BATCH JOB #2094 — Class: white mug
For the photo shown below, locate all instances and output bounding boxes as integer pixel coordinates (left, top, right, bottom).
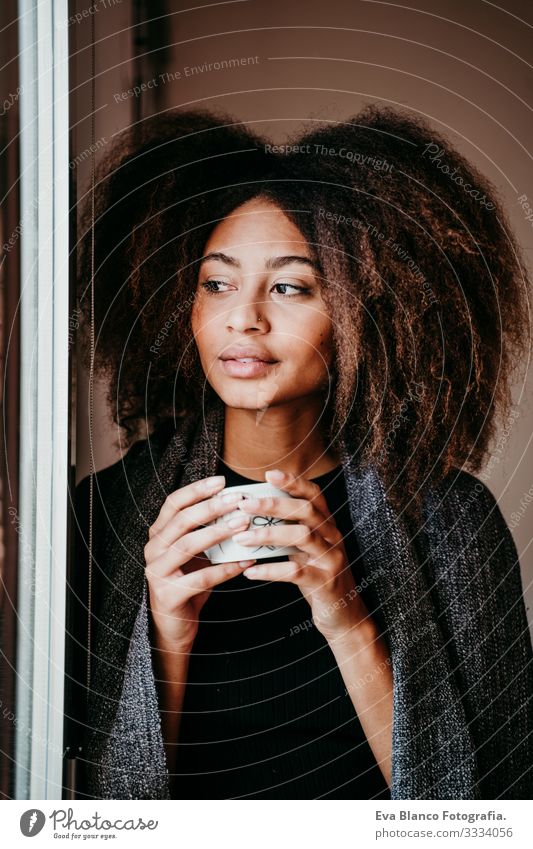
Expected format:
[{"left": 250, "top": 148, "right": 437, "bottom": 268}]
[{"left": 204, "top": 482, "right": 300, "bottom": 564}]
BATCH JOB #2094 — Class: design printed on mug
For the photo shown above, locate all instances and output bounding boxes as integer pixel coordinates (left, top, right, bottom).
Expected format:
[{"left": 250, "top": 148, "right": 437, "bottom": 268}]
[
  {"left": 215, "top": 492, "right": 285, "bottom": 555},
  {"left": 249, "top": 514, "right": 285, "bottom": 552}
]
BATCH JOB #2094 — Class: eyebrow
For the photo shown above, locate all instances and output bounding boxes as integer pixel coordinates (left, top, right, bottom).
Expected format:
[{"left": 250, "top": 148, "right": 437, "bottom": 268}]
[{"left": 198, "top": 251, "right": 319, "bottom": 271}]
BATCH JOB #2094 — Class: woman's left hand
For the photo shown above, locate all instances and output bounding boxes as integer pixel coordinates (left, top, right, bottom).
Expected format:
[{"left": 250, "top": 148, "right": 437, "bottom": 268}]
[{"left": 231, "top": 468, "right": 372, "bottom": 642}]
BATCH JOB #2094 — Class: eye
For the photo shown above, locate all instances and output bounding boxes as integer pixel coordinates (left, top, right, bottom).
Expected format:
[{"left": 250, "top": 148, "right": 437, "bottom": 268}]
[
  {"left": 200, "top": 279, "right": 232, "bottom": 294},
  {"left": 272, "top": 279, "right": 312, "bottom": 297},
  {"left": 199, "top": 277, "right": 313, "bottom": 297}
]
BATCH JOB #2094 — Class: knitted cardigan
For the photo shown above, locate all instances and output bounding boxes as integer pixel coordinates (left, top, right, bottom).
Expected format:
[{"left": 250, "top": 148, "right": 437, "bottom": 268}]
[{"left": 79, "top": 395, "right": 533, "bottom": 800}]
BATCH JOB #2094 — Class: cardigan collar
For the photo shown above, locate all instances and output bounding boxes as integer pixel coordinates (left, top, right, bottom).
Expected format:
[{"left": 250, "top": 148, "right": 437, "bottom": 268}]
[{"left": 86, "top": 394, "right": 480, "bottom": 799}]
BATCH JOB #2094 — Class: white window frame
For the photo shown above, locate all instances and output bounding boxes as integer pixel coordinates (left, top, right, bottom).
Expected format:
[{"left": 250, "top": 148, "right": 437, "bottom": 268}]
[{"left": 16, "top": 0, "right": 69, "bottom": 799}]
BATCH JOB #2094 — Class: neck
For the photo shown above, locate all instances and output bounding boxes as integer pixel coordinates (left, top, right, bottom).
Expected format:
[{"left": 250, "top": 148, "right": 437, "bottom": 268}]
[{"left": 221, "top": 396, "right": 340, "bottom": 481}]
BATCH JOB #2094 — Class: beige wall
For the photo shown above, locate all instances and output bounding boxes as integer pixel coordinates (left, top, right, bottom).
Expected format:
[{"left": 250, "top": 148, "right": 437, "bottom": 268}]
[{"left": 73, "top": 0, "right": 533, "bottom": 634}]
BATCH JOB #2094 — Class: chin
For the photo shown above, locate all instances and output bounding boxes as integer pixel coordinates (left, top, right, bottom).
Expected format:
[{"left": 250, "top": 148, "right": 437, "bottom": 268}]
[
  {"left": 218, "top": 389, "right": 284, "bottom": 410},
  {"left": 224, "top": 397, "right": 279, "bottom": 411}
]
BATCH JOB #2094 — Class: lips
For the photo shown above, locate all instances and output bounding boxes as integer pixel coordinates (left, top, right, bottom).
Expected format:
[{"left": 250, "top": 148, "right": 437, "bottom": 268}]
[
  {"left": 225, "top": 357, "right": 272, "bottom": 363},
  {"left": 219, "top": 358, "right": 278, "bottom": 378},
  {"left": 219, "top": 345, "right": 278, "bottom": 363}
]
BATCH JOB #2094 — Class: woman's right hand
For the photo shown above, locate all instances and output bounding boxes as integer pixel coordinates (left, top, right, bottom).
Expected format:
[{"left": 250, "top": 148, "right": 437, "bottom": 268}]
[{"left": 144, "top": 475, "right": 254, "bottom": 651}]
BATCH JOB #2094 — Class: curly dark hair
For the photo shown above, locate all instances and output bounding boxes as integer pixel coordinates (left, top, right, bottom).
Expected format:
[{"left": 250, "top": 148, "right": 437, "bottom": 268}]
[{"left": 78, "top": 105, "right": 530, "bottom": 523}]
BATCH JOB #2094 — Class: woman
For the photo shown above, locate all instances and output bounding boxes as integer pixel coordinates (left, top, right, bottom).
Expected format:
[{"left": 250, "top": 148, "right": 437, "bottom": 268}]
[{"left": 73, "top": 106, "right": 533, "bottom": 800}]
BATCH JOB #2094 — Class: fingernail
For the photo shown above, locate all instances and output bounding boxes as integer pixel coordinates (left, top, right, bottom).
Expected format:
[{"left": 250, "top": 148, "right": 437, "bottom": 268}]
[
  {"left": 266, "top": 469, "right": 286, "bottom": 482},
  {"left": 239, "top": 559, "right": 256, "bottom": 567},
  {"left": 232, "top": 530, "right": 253, "bottom": 542},
  {"left": 221, "top": 492, "right": 244, "bottom": 503},
  {"left": 226, "top": 515, "right": 250, "bottom": 529},
  {"left": 206, "top": 476, "right": 225, "bottom": 490},
  {"left": 243, "top": 567, "right": 258, "bottom": 577}
]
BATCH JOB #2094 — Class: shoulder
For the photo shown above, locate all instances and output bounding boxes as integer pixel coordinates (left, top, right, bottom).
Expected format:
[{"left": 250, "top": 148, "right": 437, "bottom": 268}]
[
  {"left": 75, "top": 421, "right": 176, "bottom": 502},
  {"left": 425, "top": 467, "right": 511, "bottom": 532},
  {"left": 73, "top": 440, "right": 144, "bottom": 519},
  {"left": 71, "top": 423, "right": 180, "bottom": 611},
  {"left": 72, "top": 420, "right": 178, "bottom": 543},
  {"left": 422, "top": 467, "right": 520, "bottom": 576}
]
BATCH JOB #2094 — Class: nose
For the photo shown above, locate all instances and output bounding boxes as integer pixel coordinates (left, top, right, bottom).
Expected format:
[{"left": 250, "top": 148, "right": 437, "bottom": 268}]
[{"left": 225, "top": 297, "right": 270, "bottom": 333}]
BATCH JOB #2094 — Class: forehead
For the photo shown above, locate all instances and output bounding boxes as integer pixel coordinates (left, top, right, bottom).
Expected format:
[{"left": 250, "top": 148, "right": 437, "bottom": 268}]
[{"left": 203, "top": 198, "right": 312, "bottom": 257}]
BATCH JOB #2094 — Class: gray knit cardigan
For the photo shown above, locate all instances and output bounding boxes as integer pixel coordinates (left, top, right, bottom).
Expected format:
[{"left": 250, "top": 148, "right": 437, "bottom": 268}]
[{"left": 80, "top": 395, "right": 533, "bottom": 800}]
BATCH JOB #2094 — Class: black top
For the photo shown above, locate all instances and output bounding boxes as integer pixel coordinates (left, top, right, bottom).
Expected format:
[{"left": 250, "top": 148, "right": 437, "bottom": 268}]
[{"left": 172, "top": 460, "right": 391, "bottom": 800}]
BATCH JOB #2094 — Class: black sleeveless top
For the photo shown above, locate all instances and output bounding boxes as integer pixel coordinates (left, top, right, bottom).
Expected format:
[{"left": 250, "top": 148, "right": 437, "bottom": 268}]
[{"left": 172, "top": 460, "right": 391, "bottom": 800}]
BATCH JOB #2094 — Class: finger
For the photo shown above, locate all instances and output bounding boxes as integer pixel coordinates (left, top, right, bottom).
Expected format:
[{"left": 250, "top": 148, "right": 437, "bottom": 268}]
[
  {"left": 149, "top": 475, "right": 227, "bottom": 539},
  {"left": 240, "top": 558, "right": 346, "bottom": 607},
  {"left": 148, "top": 490, "right": 248, "bottom": 556},
  {"left": 153, "top": 558, "right": 257, "bottom": 594},
  {"left": 236, "top": 495, "right": 341, "bottom": 543},
  {"left": 231, "top": 522, "right": 335, "bottom": 564},
  {"left": 264, "top": 469, "right": 333, "bottom": 520},
  {"left": 241, "top": 560, "right": 305, "bottom": 583},
  {"left": 147, "top": 513, "right": 252, "bottom": 577}
]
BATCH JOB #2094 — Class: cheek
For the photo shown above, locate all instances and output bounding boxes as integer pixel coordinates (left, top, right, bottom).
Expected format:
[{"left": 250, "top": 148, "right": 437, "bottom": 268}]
[
  {"left": 191, "top": 302, "right": 210, "bottom": 342},
  {"left": 286, "top": 314, "right": 333, "bottom": 366},
  {"left": 315, "top": 321, "right": 334, "bottom": 360},
  {"left": 190, "top": 307, "right": 210, "bottom": 364},
  {"left": 190, "top": 298, "right": 202, "bottom": 334}
]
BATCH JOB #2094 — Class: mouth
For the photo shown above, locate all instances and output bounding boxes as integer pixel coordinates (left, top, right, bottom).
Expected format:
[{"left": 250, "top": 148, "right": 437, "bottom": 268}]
[{"left": 219, "top": 357, "right": 279, "bottom": 378}]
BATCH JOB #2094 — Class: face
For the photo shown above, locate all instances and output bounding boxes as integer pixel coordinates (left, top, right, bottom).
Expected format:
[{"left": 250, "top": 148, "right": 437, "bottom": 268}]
[{"left": 190, "top": 197, "right": 335, "bottom": 414}]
